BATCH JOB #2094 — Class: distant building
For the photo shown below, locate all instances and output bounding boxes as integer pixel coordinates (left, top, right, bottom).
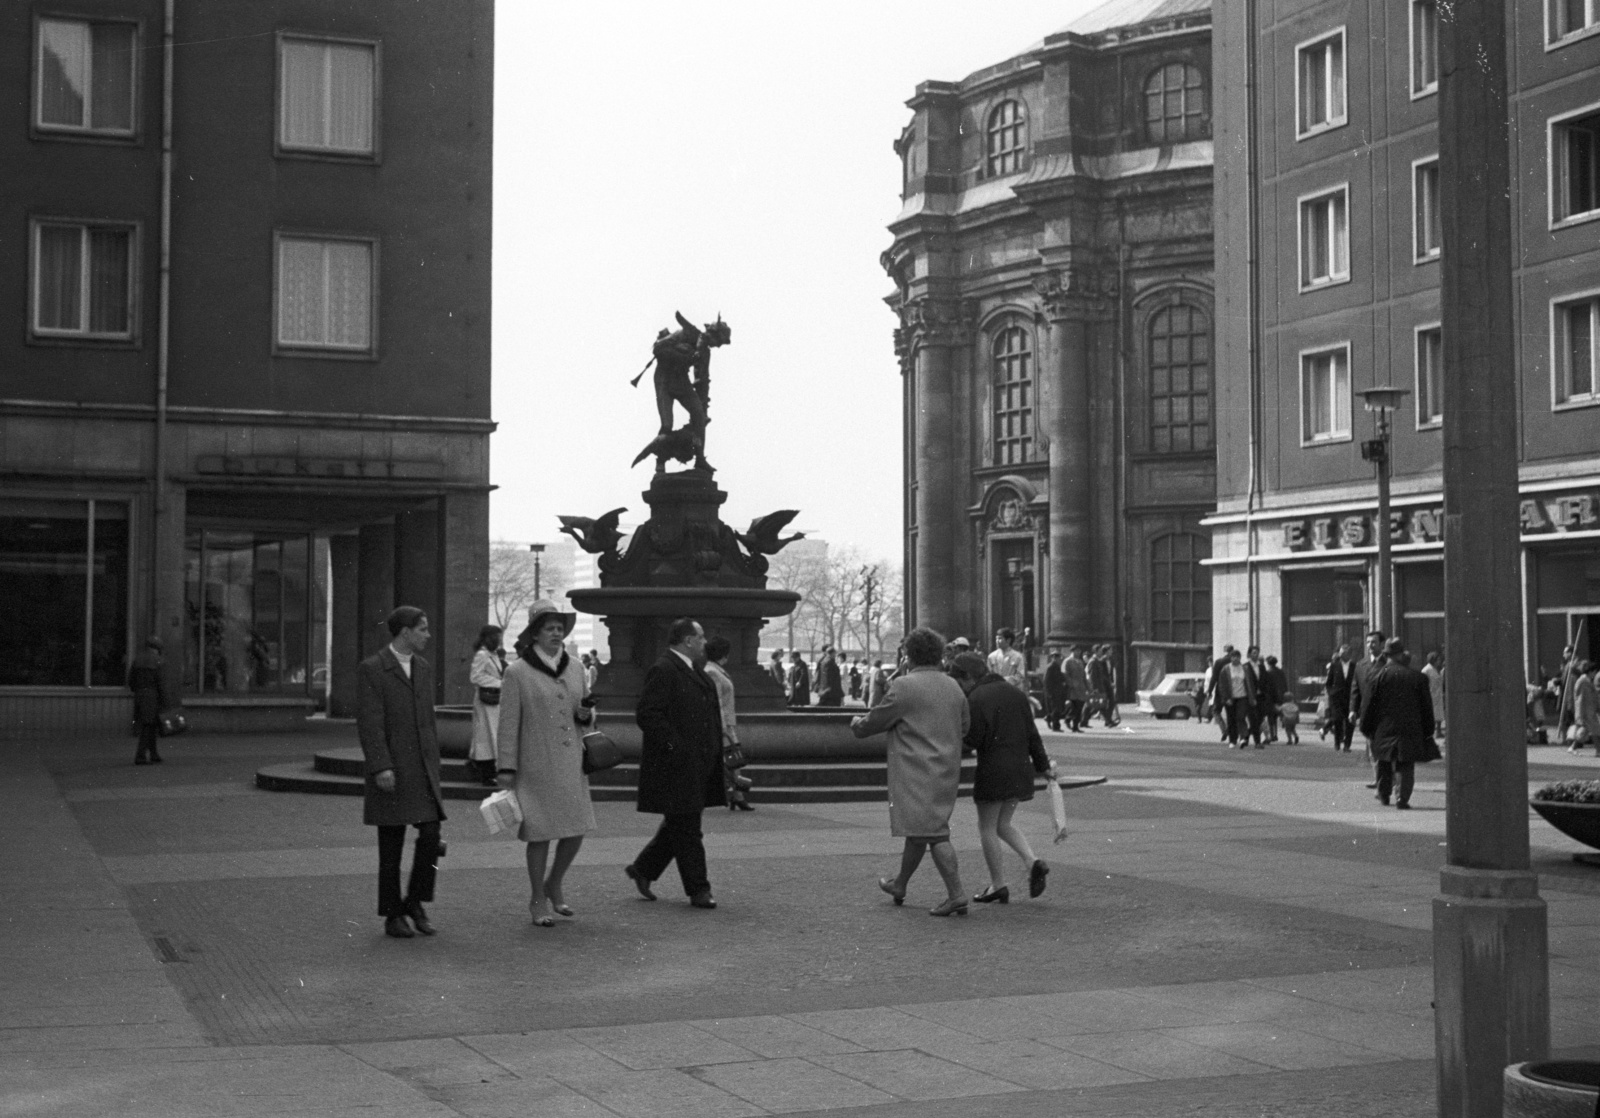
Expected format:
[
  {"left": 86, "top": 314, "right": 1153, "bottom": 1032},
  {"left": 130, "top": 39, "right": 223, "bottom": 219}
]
[
  {"left": 1209, "top": 0, "right": 1600, "bottom": 683},
  {"left": 884, "top": 0, "right": 1215, "bottom": 690},
  {"left": 1, "top": 3, "right": 493, "bottom": 734}
]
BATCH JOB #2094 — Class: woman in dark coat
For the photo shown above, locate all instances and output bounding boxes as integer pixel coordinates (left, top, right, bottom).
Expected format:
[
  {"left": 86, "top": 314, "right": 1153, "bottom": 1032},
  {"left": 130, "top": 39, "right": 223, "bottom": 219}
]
[
  {"left": 954, "top": 653, "right": 1055, "bottom": 903},
  {"left": 127, "top": 637, "right": 169, "bottom": 765}
]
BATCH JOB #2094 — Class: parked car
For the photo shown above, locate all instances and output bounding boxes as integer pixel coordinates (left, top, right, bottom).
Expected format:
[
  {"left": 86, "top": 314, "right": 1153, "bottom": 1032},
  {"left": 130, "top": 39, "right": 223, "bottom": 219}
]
[{"left": 1136, "top": 672, "right": 1207, "bottom": 719}]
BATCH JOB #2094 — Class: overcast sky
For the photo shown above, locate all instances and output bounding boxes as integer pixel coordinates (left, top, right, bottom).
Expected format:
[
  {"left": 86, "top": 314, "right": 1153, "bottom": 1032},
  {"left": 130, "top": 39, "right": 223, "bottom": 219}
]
[{"left": 491, "top": 1, "right": 1105, "bottom": 563}]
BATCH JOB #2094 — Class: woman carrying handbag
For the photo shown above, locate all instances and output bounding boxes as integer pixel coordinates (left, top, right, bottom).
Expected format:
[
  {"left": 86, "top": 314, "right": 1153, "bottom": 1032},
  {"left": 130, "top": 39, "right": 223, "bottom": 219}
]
[
  {"left": 496, "top": 601, "right": 597, "bottom": 927},
  {"left": 468, "top": 625, "right": 505, "bottom": 786},
  {"left": 703, "top": 636, "right": 754, "bottom": 811}
]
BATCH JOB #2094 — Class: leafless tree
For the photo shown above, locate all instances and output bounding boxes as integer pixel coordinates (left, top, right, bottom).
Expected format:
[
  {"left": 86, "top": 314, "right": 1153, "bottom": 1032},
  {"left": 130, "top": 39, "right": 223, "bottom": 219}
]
[{"left": 487, "top": 542, "right": 561, "bottom": 631}]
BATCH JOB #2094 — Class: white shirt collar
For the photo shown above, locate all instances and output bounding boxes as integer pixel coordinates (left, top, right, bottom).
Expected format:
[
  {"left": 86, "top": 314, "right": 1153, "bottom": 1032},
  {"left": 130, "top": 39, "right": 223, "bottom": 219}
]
[
  {"left": 389, "top": 644, "right": 412, "bottom": 676},
  {"left": 671, "top": 648, "right": 695, "bottom": 669}
]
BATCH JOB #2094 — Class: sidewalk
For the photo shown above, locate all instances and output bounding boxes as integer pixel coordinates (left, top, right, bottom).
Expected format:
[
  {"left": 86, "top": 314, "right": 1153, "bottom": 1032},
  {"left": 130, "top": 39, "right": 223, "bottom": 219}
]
[{"left": 3, "top": 722, "right": 1596, "bottom": 1117}]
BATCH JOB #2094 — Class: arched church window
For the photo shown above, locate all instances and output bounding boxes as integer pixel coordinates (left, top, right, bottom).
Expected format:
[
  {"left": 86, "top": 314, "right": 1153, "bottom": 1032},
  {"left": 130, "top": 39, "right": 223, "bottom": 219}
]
[
  {"left": 992, "top": 320, "right": 1034, "bottom": 466},
  {"left": 986, "top": 100, "right": 1027, "bottom": 177},
  {"left": 1144, "top": 62, "right": 1207, "bottom": 144},
  {"left": 1149, "top": 303, "right": 1213, "bottom": 453},
  {"left": 1151, "top": 533, "right": 1212, "bottom": 645}
]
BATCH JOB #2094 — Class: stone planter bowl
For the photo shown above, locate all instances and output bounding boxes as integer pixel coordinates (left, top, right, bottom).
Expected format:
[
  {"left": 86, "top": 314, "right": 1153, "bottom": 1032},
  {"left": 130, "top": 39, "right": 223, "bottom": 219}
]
[
  {"left": 1504, "top": 1061, "right": 1599, "bottom": 1118},
  {"left": 1529, "top": 799, "right": 1600, "bottom": 852}
]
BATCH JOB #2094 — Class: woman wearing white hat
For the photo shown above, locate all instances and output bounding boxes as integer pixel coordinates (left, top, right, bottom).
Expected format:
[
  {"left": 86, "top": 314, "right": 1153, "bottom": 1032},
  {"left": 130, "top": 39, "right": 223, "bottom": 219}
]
[{"left": 496, "top": 599, "right": 596, "bottom": 926}]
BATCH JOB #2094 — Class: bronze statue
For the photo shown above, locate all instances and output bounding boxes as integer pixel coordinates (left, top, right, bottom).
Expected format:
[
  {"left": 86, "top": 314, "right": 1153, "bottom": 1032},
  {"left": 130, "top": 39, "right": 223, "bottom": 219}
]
[
  {"left": 630, "top": 312, "right": 731, "bottom": 474},
  {"left": 558, "top": 507, "right": 628, "bottom": 555}
]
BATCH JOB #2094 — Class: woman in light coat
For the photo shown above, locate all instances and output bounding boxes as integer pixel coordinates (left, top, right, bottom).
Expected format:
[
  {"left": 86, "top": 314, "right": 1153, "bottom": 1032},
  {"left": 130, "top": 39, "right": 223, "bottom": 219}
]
[
  {"left": 851, "top": 627, "right": 970, "bottom": 916},
  {"left": 703, "top": 635, "right": 753, "bottom": 811},
  {"left": 496, "top": 600, "right": 596, "bottom": 927},
  {"left": 468, "top": 625, "right": 505, "bottom": 785},
  {"left": 1571, "top": 660, "right": 1599, "bottom": 754}
]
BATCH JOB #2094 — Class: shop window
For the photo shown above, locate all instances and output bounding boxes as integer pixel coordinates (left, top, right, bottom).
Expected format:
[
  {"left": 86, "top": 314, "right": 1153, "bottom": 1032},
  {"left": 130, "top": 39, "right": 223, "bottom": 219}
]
[
  {"left": 184, "top": 529, "right": 320, "bottom": 694},
  {"left": 991, "top": 319, "right": 1035, "bottom": 465},
  {"left": 1301, "top": 344, "right": 1352, "bottom": 443},
  {"left": 1151, "top": 533, "right": 1211, "bottom": 645},
  {"left": 1414, "top": 158, "right": 1441, "bottom": 262},
  {"left": 1416, "top": 325, "right": 1443, "bottom": 428},
  {"left": 1411, "top": 0, "right": 1438, "bottom": 97},
  {"left": 1299, "top": 186, "right": 1350, "bottom": 289},
  {"left": 31, "top": 220, "right": 135, "bottom": 340},
  {"left": 1553, "top": 293, "right": 1600, "bottom": 407},
  {"left": 1398, "top": 562, "right": 1445, "bottom": 660},
  {"left": 1296, "top": 30, "right": 1346, "bottom": 138},
  {"left": 1144, "top": 62, "right": 1207, "bottom": 144},
  {"left": 278, "top": 35, "right": 376, "bottom": 156},
  {"left": 0, "top": 499, "right": 128, "bottom": 687},
  {"left": 35, "top": 17, "right": 136, "bottom": 136},
  {"left": 1550, "top": 0, "right": 1600, "bottom": 44},
  {"left": 275, "top": 234, "right": 375, "bottom": 353},
  {"left": 1534, "top": 547, "right": 1600, "bottom": 683},
  {"left": 986, "top": 100, "right": 1027, "bottom": 177},
  {"left": 1552, "top": 106, "right": 1600, "bottom": 226},
  {"left": 1283, "top": 567, "right": 1366, "bottom": 682},
  {"left": 1149, "top": 304, "right": 1213, "bottom": 453}
]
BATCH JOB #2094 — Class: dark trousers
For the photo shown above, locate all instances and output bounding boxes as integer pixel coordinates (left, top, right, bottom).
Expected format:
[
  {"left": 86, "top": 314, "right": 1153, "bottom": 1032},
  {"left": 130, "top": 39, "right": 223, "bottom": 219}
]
[
  {"left": 135, "top": 721, "right": 159, "bottom": 761},
  {"left": 1327, "top": 702, "right": 1353, "bottom": 749},
  {"left": 1045, "top": 696, "right": 1065, "bottom": 730},
  {"left": 1224, "top": 699, "right": 1252, "bottom": 745},
  {"left": 376, "top": 821, "right": 441, "bottom": 917},
  {"left": 634, "top": 812, "right": 709, "bottom": 896},
  {"left": 1064, "top": 699, "right": 1084, "bottom": 729},
  {"left": 1375, "top": 760, "right": 1415, "bottom": 805}
]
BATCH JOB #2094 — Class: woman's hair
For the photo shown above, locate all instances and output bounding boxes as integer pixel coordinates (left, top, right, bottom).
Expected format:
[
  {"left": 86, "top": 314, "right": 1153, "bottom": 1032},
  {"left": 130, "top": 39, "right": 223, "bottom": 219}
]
[
  {"left": 705, "top": 635, "right": 731, "bottom": 663},
  {"left": 474, "top": 624, "right": 503, "bottom": 651},
  {"left": 385, "top": 605, "right": 426, "bottom": 637},
  {"left": 902, "top": 627, "right": 946, "bottom": 667}
]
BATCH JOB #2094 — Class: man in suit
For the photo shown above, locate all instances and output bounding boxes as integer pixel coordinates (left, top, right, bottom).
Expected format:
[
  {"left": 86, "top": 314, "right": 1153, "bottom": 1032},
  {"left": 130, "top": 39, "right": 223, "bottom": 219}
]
[
  {"left": 1351, "top": 630, "right": 1388, "bottom": 785},
  {"left": 127, "top": 636, "right": 170, "bottom": 765},
  {"left": 1062, "top": 646, "right": 1090, "bottom": 732},
  {"left": 1043, "top": 650, "right": 1066, "bottom": 731},
  {"left": 627, "top": 617, "right": 726, "bottom": 909},
  {"left": 816, "top": 646, "right": 845, "bottom": 707},
  {"left": 1324, "top": 644, "right": 1356, "bottom": 750},
  {"left": 1206, "top": 644, "right": 1237, "bottom": 742},
  {"left": 357, "top": 606, "right": 446, "bottom": 939},
  {"left": 1243, "top": 645, "right": 1274, "bottom": 748},
  {"left": 1360, "top": 640, "right": 1437, "bottom": 808}
]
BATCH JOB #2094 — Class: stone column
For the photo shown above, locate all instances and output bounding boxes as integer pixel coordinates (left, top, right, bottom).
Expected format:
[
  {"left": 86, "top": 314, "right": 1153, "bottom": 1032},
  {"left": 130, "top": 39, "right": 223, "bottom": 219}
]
[
  {"left": 1038, "top": 269, "right": 1112, "bottom": 647},
  {"left": 440, "top": 491, "right": 489, "bottom": 706},
  {"left": 904, "top": 299, "right": 969, "bottom": 639},
  {"left": 395, "top": 504, "right": 442, "bottom": 701},
  {"left": 328, "top": 533, "right": 360, "bottom": 718},
  {"left": 357, "top": 521, "right": 395, "bottom": 660}
]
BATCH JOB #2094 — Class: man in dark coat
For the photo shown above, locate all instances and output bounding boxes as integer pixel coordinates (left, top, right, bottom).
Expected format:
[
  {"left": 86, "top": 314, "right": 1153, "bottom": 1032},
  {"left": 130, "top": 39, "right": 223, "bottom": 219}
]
[
  {"left": 786, "top": 651, "right": 812, "bottom": 707},
  {"left": 1062, "top": 647, "right": 1090, "bottom": 732},
  {"left": 127, "top": 637, "right": 170, "bottom": 765},
  {"left": 816, "top": 646, "right": 845, "bottom": 707},
  {"left": 1206, "top": 644, "right": 1237, "bottom": 741},
  {"left": 357, "top": 606, "right": 446, "bottom": 939},
  {"left": 1351, "top": 630, "right": 1389, "bottom": 785},
  {"left": 1043, "top": 651, "right": 1066, "bottom": 732},
  {"left": 627, "top": 617, "right": 726, "bottom": 909},
  {"left": 1262, "top": 655, "right": 1291, "bottom": 742},
  {"left": 1215, "top": 648, "right": 1259, "bottom": 747},
  {"left": 1359, "top": 639, "right": 1437, "bottom": 808},
  {"left": 1244, "top": 646, "right": 1274, "bottom": 747},
  {"left": 1324, "top": 644, "right": 1356, "bottom": 750}
]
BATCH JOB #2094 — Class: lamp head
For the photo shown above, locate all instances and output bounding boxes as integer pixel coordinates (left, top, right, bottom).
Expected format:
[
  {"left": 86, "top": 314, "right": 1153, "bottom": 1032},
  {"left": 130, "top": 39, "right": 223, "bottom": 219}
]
[{"left": 1356, "top": 386, "right": 1410, "bottom": 414}]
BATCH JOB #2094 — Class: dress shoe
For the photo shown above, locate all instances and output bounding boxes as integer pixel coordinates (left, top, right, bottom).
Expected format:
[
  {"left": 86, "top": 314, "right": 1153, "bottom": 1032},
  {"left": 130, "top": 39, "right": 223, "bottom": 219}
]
[
  {"left": 1377, "top": 795, "right": 1390, "bottom": 806},
  {"left": 134, "top": 756, "right": 150, "bottom": 765},
  {"left": 1395, "top": 802, "right": 1411, "bottom": 810},
  {"left": 689, "top": 890, "right": 716, "bottom": 909},
  {"left": 624, "top": 864, "right": 656, "bottom": 901},
  {"left": 406, "top": 902, "right": 436, "bottom": 935},
  {"left": 878, "top": 877, "right": 906, "bottom": 906},
  {"left": 384, "top": 915, "right": 415, "bottom": 938},
  {"left": 973, "top": 884, "right": 1010, "bottom": 904},
  {"left": 731, "top": 799, "right": 755, "bottom": 812},
  {"left": 1029, "top": 859, "right": 1050, "bottom": 899},
  {"left": 928, "top": 895, "right": 969, "bottom": 917},
  {"left": 149, "top": 752, "right": 163, "bottom": 763}
]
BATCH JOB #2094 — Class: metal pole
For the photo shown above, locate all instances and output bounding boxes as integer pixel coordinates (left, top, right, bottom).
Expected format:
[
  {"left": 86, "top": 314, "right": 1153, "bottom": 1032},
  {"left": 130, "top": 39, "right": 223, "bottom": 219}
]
[
  {"left": 1376, "top": 413, "right": 1392, "bottom": 638},
  {"left": 1435, "top": 2, "right": 1549, "bottom": 1113}
]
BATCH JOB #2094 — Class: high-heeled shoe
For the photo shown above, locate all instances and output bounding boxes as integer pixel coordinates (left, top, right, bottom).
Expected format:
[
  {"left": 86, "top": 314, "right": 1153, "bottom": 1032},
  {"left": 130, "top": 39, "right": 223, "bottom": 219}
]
[
  {"left": 878, "top": 877, "right": 906, "bottom": 906},
  {"left": 929, "top": 896, "right": 969, "bottom": 917},
  {"left": 973, "top": 885, "right": 1009, "bottom": 904},
  {"left": 731, "top": 799, "right": 755, "bottom": 811},
  {"left": 529, "top": 900, "right": 553, "bottom": 928}
]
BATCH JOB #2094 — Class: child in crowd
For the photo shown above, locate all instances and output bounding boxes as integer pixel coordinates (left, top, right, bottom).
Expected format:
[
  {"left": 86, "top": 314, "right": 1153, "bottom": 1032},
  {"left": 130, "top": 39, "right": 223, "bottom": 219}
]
[{"left": 1279, "top": 697, "right": 1300, "bottom": 744}]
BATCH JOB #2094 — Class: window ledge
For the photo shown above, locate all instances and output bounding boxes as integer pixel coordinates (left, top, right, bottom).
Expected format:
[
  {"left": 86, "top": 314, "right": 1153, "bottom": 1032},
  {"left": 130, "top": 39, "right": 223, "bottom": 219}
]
[
  {"left": 1554, "top": 396, "right": 1600, "bottom": 412},
  {"left": 272, "top": 345, "right": 378, "bottom": 362},
  {"left": 275, "top": 146, "right": 380, "bottom": 165},
  {"left": 1546, "top": 23, "right": 1600, "bottom": 51},
  {"left": 1413, "top": 251, "right": 1441, "bottom": 266},
  {"left": 1551, "top": 209, "right": 1600, "bottom": 233},
  {"left": 1416, "top": 419, "right": 1443, "bottom": 431},
  {"left": 1408, "top": 85, "right": 1438, "bottom": 102},
  {"left": 27, "top": 333, "right": 140, "bottom": 350},
  {"left": 1300, "top": 433, "right": 1353, "bottom": 447},
  {"left": 1295, "top": 118, "right": 1348, "bottom": 142},
  {"left": 1298, "top": 274, "right": 1352, "bottom": 294},
  {"left": 30, "top": 126, "right": 142, "bottom": 146}
]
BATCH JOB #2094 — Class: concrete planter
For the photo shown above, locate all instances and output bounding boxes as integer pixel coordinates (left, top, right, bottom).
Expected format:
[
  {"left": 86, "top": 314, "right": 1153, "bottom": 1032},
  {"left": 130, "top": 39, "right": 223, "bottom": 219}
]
[
  {"left": 1504, "top": 1061, "right": 1600, "bottom": 1118},
  {"left": 1529, "top": 799, "right": 1600, "bottom": 852}
]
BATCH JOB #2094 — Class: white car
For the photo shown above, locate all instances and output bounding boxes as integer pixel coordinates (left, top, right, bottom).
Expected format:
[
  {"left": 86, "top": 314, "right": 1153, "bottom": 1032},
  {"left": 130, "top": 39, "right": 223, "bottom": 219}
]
[{"left": 1136, "top": 672, "right": 1207, "bottom": 719}]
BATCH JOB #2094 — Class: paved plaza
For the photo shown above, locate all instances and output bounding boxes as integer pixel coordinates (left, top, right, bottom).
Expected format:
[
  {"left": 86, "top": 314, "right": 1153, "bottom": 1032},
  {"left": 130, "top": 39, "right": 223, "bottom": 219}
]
[{"left": 3, "top": 718, "right": 1597, "bottom": 1117}]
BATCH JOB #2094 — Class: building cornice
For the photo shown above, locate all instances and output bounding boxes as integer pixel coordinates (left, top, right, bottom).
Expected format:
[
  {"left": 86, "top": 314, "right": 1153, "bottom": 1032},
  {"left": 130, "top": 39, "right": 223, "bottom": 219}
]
[{"left": 0, "top": 398, "right": 497, "bottom": 434}]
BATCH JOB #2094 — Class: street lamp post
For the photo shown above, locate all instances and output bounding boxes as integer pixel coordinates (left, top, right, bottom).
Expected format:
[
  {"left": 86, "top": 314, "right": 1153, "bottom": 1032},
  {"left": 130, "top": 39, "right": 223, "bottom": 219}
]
[
  {"left": 528, "top": 543, "right": 545, "bottom": 600},
  {"left": 861, "top": 565, "right": 878, "bottom": 666},
  {"left": 1357, "top": 387, "right": 1408, "bottom": 639}
]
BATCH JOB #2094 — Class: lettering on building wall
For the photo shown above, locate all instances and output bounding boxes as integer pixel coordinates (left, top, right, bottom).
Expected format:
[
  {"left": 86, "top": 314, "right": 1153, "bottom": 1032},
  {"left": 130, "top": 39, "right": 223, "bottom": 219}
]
[
  {"left": 1278, "top": 488, "right": 1600, "bottom": 551},
  {"left": 194, "top": 455, "right": 444, "bottom": 480}
]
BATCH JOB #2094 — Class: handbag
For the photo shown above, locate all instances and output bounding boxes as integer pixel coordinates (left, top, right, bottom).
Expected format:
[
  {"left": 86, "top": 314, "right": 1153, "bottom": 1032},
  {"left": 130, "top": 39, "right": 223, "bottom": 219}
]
[
  {"left": 478, "top": 789, "right": 522, "bottom": 836},
  {"left": 1048, "top": 777, "right": 1069, "bottom": 844},
  {"left": 581, "top": 730, "right": 622, "bottom": 774},
  {"left": 157, "top": 709, "right": 188, "bottom": 737},
  {"left": 477, "top": 686, "right": 501, "bottom": 706},
  {"left": 722, "top": 741, "right": 748, "bottom": 770}
]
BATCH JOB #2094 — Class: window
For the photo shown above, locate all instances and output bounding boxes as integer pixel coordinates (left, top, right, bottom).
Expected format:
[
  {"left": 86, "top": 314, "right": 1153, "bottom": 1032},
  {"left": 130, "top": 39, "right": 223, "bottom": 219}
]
[
  {"left": 31, "top": 220, "right": 135, "bottom": 340},
  {"left": 1284, "top": 569, "right": 1366, "bottom": 681},
  {"left": 991, "top": 320, "right": 1034, "bottom": 465},
  {"left": 34, "top": 17, "right": 136, "bottom": 136},
  {"left": 1144, "top": 62, "right": 1208, "bottom": 144},
  {"left": 1550, "top": 0, "right": 1600, "bottom": 44},
  {"left": 986, "top": 100, "right": 1026, "bottom": 177},
  {"left": 278, "top": 36, "right": 376, "bottom": 155},
  {"left": 1301, "top": 344, "right": 1352, "bottom": 443},
  {"left": 1411, "top": 0, "right": 1438, "bottom": 97},
  {"left": 0, "top": 499, "right": 128, "bottom": 687},
  {"left": 1149, "top": 304, "right": 1213, "bottom": 453},
  {"left": 1415, "top": 325, "right": 1443, "bottom": 428},
  {"left": 1151, "top": 533, "right": 1211, "bottom": 645},
  {"left": 276, "top": 235, "right": 375, "bottom": 352},
  {"left": 1296, "top": 30, "right": 1346, "bottom": 136},
  {"left": 184, "top": 530, "right": 325, "bottom": 694},
  {"left": 1413, "top": 158, "right": 1441, "bottom": 261},
  {"left": 1299, "top": 186, "right": 1350, "bottom": 289},
  {"left": 1553, "top": 293, "right": 1600, "bottom": 407},
  {"left": 1551, "top": 107, "right": 1600, "bottom": 226}
]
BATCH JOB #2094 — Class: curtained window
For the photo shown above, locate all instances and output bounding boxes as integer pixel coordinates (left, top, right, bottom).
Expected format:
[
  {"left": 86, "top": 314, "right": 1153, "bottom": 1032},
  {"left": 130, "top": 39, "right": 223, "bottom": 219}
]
[
  {"left": 32, "top": 221, "right": 134, "bottom": 339},
  {"left": 36, "top": 17, "right": 136, "bottom": 135},
  {"left": 276, "top": 236, "right": 375, "bottom": 352},
  {"left": 279, "top": 37, "right": 376, "bottom": 155}
]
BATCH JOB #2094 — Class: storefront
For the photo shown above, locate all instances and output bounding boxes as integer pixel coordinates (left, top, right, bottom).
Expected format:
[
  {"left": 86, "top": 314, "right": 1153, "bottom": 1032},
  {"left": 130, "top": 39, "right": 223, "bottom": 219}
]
[{"left": 1205, "top": 479, "right": 1600, "bottom": 688}]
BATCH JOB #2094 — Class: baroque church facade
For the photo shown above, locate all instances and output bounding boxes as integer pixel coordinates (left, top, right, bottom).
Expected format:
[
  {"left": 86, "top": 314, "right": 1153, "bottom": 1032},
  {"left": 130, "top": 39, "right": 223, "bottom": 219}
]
[{"left": 883, "top": 0, "right": 1217, "bottom": 692}]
